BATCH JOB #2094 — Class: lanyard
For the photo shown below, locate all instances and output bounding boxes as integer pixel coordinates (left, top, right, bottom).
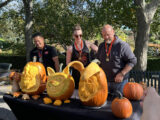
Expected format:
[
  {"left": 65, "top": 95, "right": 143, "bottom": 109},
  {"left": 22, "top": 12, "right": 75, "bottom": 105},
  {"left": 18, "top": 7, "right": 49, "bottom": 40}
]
[
  {"left": 38, "top": 50, "right": 42, "bottom": 58},
  {"left": 74, "top": 40, "right": 83, "bottom": 55},
  {"left": 105, "top": 38, "right": 116, "bottom": 57}
]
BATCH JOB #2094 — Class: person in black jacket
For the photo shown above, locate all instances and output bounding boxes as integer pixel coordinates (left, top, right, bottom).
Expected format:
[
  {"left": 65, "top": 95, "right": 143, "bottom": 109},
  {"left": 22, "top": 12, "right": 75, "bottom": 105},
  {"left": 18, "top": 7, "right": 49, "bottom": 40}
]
[
  {"left": 97, "top": 24, "right": 137, "bottom": 95},
  {"left": 30, "top": 32, "right": 59, "bottom": 72}
]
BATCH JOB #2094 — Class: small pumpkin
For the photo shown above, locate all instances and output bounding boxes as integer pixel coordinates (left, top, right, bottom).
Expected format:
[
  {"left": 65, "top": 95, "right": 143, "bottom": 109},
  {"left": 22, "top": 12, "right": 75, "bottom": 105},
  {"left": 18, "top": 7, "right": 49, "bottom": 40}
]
[
  {"left": 67, "top": 61, "right": 108, "bottom": 107},
  {"left": 64, "top": 99, "right": 70, "bottom": 103},
  {"left": 32, "top": 95, "right": 40, "bottom": 100},
  {"left": 19, "top": 62, "right": 47, "bottom": 95},
  {"left": 43, "top": 97, "right": 52, "bottom": 104},
  {"left": 53, "top": 100, "right": 62, "bottom": 106},
  {"left": 123, "top": 82, "right": 143, "bottom": 100},
  {"left": 13, "top": 92, "right": 22, "bottom": 98},
  {"left": 111, "top": 91, "right": 133, "bottom": 119},
  {"left": 22, "top": 94, "right": 30, "bottom": 100},
  {"left": 46, "top": 65, "right": 75, "bottom": 100}
]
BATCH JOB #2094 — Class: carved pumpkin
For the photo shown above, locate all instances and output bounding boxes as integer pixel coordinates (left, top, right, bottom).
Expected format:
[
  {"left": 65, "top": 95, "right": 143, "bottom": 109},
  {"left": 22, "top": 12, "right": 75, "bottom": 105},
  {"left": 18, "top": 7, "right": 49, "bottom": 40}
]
[
  {"left": 67, "top": 61, "right": 108, "bottom": 107},
  {"left": 46, "top": 65, "right": 75, "bottom": 100},
  {"left": 123, "top": 82, "right": 143, "bottom": 100},
  {"left": 111, "top": 91, "right": 133, "bottom": 119},
  {"left": 19, "top": 62, "right": 47, "bottom": 95}
]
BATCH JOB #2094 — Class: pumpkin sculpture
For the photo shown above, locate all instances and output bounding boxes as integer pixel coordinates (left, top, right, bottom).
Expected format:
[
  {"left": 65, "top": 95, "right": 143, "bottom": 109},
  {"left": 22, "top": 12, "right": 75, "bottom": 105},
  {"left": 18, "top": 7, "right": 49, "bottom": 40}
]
[
  {"left": 66, "top": 61, "right": 108, "bottom": 107},
  {"left": 19, "top": 62, "right": 47, "bottom": 95},
  {"left": 46, "top": 66, "right": 75, "bottom": 100},
  {"left": 111, "top": 91, "right": 133, "bottom": 119},
  {"left": 123, "top": 82, "right": 143, "bottom": 100}
]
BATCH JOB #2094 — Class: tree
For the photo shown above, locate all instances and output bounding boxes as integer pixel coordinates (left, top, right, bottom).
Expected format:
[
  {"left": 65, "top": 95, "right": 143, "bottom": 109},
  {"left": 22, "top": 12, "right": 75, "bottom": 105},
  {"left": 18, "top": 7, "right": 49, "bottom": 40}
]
[
  {"left": 23, "top": 0, "right": 33, "bottom": 61},
  {"left": 134, "top": 0, "right": 160, "bottom": 71},
  {"left": 0, "top": 0, "right": 13, "bottom": 8}
]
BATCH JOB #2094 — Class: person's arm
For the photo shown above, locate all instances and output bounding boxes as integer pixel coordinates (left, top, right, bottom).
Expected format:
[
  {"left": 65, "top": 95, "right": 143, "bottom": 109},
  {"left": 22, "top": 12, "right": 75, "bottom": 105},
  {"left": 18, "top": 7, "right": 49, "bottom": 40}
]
[
  {"left": 66, "top": 46, "right": 72, "bottom": 65},
  {"left": 115, "top": 64, "right": 132, "bottom": 82},
  {"left": 86, "top": 41, "right": 98, "bottom": 52},
  {"left": 52, "top": 56, "right": 59, "bottom": 72},
  {"left": 115, "top": 43, "right": 137, "bottom": 82}
]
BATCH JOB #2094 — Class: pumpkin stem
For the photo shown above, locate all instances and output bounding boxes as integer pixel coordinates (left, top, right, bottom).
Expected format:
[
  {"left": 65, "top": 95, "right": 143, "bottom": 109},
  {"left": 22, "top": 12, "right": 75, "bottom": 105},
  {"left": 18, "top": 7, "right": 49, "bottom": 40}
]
[
  {"left": 91, "top": 59, "right": 101, "bottom": 65},
  {"left": 33, "top": 56, "right": 37, "bottom": 62},
  {"left": 59, "top": 63, "right": 63, "bottom": 72},
  {"left": 116, "top": 91, "right": 123, "bottom": 99}
]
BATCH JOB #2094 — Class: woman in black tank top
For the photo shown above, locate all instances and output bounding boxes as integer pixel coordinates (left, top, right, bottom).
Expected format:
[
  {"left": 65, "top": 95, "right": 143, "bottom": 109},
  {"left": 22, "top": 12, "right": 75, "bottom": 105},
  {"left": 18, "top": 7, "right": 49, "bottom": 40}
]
[{"left": 66, "top": 24, "right": 98, "bottom": 89}]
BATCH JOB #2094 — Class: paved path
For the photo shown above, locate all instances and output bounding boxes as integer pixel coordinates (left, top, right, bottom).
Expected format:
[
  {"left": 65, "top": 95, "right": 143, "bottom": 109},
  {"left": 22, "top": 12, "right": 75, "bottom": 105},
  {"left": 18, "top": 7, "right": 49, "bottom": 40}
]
[{"left": 0, "top": 85, "right": 17, "bottom": 120}]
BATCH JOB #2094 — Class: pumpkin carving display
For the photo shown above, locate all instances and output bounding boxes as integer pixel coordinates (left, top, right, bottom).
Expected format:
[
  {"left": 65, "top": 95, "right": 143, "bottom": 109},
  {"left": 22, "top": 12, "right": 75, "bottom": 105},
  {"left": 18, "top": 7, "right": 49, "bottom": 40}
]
[
  {"left": 19, "top": 62, "right": 47, "bottom": 95},
  {"left": 66, "top": 61, "right": 108, "bottom": 107},
  {"left": 111, "top": 91, "right": 133, "bottom": 119},
  {"left": 46, "top": 66, "right": 75, "bottom": 100},
  {"left": 123, "top": 82, "right": 143, "bottom": 100}
]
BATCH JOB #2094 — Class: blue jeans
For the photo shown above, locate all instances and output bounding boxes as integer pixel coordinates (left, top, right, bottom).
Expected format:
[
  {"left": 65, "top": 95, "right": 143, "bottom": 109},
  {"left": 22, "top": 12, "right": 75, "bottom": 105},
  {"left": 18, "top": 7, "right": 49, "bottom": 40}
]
[{"left": 108, "top": 79, "right": 128, "bottom": 96}]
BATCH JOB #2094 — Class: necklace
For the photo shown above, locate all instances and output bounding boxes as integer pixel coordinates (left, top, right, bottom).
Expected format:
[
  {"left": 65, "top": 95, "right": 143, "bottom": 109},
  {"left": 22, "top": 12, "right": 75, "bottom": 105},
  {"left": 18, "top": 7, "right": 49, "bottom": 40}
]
[
  {"left": 74, "top": 40, "right": 83, "bottom": 60},
  {"left": 105, "top": 38, "right": 116, "bottom": 62}
]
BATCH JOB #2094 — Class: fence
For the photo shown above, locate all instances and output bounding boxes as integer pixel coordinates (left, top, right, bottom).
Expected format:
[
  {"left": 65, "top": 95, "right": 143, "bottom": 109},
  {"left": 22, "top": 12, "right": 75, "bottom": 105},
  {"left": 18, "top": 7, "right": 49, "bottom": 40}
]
[{"left": 129, "top": 71, "right": 160, "bottom": 93}]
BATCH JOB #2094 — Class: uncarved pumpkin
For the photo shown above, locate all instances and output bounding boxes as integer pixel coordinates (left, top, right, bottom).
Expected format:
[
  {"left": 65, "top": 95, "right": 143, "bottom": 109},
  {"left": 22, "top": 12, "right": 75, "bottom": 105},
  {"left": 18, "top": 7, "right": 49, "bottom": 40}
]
[
  {"left": 67, "top": 61, "right": 108, "bottom": 107},
  {"left": 111, "top": 91, "right": 133, "bottom": 119},
  {"left": 19, "top": 62, "right": 47, "bottom": 95},
  {"left": 123, "top": 82, "right": 143, "bottom": 100},
  {"left": 46, "top": 66, "right": 75, "bottom": 100}
]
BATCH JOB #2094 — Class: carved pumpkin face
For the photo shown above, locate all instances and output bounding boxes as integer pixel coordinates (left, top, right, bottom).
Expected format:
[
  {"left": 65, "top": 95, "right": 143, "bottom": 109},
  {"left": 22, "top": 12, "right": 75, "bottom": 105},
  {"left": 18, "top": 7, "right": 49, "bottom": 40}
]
[
  {"left": 19, "top": 62, "right": 46, "bottom": 95},
  {"left": 46, "top": 66, "right": 75, "bottom": 100},
  {"left": 68, "top": 61, "right": 108, "bottom": 107}
]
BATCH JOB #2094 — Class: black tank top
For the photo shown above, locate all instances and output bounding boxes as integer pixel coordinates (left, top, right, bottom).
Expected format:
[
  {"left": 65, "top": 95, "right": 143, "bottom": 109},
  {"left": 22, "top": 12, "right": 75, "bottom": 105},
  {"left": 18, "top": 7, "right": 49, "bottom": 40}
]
[
  {"left": 71, "top": 40, "right": 90, "bottom": 89},
  {"left": 71, "top": 40, "right": 90, "bottom": 66}
]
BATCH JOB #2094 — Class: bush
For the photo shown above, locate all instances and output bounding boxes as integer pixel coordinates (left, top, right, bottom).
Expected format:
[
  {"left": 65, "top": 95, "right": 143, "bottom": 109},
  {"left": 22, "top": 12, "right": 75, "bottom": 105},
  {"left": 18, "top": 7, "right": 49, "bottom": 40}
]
[
  {"left": 0, "top": 55, "right": 66, "bottom": 71},
  {"left": 0, "top": 55, "right": 26, "bottom": 71},
  {"left": 147, "top": 56, "right": 160, "bottom": 71}
]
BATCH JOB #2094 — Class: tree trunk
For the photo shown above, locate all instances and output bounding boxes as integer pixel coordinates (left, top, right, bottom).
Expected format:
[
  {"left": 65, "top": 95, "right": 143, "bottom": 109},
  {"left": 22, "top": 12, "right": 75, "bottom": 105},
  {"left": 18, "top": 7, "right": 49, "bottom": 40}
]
[
  {"left": 134, "top": 0, "right": 160, "bottom": 71},
  {"left": 23, "top": 0, "right": 33, "bottom": 62}
]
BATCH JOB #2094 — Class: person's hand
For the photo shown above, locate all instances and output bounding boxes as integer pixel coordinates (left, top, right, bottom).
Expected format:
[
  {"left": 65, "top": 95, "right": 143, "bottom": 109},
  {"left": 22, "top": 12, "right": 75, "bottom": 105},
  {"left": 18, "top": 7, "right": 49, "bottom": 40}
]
[
  {"left": 114, "top": 72, "right": 124, "bottom": 82},
  {"left": 141, "top": 87, "right": 160, "bottom": 120}
]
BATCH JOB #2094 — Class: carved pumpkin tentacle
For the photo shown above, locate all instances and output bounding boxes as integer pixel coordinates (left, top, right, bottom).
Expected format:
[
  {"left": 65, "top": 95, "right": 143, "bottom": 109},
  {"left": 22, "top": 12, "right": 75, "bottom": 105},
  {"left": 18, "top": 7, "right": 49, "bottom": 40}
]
[{"left": 63, "top": 61, "right": 84, "bottom": 75}]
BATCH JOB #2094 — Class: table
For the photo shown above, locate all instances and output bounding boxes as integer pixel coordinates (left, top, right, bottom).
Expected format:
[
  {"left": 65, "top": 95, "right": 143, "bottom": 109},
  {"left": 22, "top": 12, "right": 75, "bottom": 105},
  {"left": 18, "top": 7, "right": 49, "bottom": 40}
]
[{"left": 3, "top": 93, "right": 142, "bottom": 120}]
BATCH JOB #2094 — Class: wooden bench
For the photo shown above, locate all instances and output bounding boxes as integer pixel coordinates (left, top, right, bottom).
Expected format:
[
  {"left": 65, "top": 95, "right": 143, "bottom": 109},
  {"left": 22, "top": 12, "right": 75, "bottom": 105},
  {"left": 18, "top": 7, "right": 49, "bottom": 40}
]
[
  {"left": 129, "top": 70, "right": 160, "bottom": 92},
  {"left": 0, "top": 63, "right": 12, "bottom": 82}
]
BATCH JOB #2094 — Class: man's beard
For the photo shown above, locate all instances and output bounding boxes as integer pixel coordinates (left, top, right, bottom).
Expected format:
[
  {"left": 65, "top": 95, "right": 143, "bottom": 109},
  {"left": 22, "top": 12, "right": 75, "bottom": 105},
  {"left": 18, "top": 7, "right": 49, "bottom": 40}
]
[{"left": 104, "top": 39, "right": 112, "bottom": 44}]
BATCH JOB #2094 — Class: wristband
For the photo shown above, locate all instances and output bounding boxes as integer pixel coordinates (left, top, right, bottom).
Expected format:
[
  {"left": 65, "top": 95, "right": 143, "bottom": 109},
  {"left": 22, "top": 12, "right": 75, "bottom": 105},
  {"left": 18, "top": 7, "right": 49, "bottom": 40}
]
[{"left": 120, "top": 71, "right": 125, "bottom": 77}]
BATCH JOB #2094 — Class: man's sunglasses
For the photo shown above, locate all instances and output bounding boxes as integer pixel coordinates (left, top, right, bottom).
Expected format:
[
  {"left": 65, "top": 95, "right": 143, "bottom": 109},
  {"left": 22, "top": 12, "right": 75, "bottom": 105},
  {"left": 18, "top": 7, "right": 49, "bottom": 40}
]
[{"left": 74, "top": 34, "right": 82, "bottom": 38}]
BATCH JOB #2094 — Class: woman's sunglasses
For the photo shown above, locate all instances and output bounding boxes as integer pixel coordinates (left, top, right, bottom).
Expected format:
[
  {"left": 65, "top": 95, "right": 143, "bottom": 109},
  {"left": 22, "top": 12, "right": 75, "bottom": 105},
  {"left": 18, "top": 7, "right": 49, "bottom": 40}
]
[{"left": 74, "top": 34, "right": 82, "bottom": 38}]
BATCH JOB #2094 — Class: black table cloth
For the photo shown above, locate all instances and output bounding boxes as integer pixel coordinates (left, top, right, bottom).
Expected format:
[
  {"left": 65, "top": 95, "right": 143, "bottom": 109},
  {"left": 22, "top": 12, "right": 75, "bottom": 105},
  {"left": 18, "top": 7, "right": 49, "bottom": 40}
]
[{"left": 3, "top": 93, "right": 142, "bottom": 120}]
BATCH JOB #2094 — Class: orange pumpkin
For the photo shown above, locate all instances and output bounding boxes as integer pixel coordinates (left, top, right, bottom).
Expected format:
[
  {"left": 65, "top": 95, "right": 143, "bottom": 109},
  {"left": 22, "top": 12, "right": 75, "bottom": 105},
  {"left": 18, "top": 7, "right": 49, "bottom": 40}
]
[
  {"left": 19, "top": 62, "right": 47, "bottom": 95},
  {"left": 46, "top": 66, "right": 75, "bottom": 100},
  {"left": 111, "top": 91, "right": 133, "bottom": 119},
  {"left": 9, "top": 72, "right": 21, "bottom": 82},
  {"left": 67, "top": 61, "right": 108, "bottom": 107},
  {"left": 123, "top": 82, "right": 143, "bottom": 100}
]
